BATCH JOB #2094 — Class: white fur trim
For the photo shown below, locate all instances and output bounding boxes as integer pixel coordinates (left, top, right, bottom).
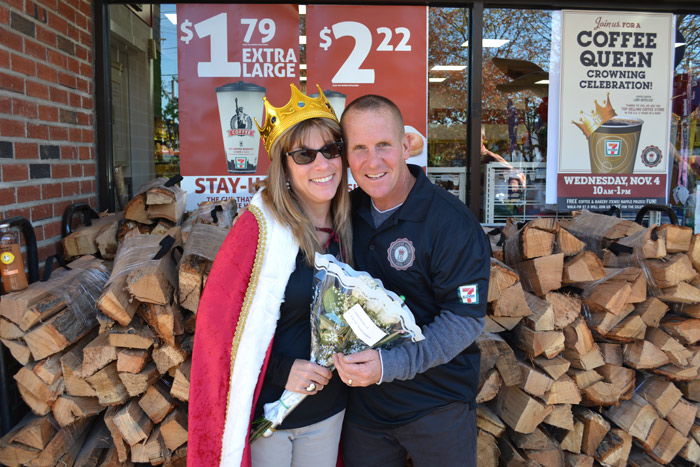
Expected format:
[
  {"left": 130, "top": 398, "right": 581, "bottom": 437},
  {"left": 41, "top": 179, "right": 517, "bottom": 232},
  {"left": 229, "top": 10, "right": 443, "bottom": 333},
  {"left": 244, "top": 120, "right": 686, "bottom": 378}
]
[{"left": 220, "top": 192, "right": 299, "bottom": 466}]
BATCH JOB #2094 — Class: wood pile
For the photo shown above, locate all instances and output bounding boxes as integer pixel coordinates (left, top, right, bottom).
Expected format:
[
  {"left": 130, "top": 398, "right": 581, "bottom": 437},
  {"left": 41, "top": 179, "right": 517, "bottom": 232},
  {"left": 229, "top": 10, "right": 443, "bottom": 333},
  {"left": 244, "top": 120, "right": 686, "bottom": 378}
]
[
  {"left": 0, "top": 181, "right": 236, "bottom": 467},
  {"left": 478, "top": 211, "right": 700, "bottom": 466}
]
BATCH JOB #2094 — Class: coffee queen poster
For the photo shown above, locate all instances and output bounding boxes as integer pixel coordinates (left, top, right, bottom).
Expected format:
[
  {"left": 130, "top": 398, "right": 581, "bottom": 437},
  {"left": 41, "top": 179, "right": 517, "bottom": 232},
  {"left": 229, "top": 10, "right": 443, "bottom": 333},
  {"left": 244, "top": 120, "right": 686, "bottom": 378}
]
[{"left": 557, "top": 10, "right": 674, "bottom": 211}]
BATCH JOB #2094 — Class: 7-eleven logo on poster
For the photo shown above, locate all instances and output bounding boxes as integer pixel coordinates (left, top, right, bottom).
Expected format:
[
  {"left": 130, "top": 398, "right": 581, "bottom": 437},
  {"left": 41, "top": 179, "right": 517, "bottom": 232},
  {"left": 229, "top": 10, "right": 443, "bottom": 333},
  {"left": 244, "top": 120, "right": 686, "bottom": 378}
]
[
  {"left": 459, "top": 284, "right": 479, "bottom": 304},
  {"left": 605, "top": 140, "right": 622, "bottom": 157}
]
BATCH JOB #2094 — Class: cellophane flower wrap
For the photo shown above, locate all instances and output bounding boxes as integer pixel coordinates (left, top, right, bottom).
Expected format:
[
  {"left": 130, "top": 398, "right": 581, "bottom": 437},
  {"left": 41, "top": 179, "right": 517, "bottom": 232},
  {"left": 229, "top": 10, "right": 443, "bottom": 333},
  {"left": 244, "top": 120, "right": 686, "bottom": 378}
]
[{"left": 250, "top": 253, "right": 424, "bottom": 442}]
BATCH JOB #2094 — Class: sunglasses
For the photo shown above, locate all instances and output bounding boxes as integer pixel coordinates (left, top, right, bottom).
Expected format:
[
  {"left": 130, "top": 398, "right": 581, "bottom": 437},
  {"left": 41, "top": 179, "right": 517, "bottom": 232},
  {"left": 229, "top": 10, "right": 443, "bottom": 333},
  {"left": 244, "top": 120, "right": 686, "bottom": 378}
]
[{"left": 285, "top": 141, "right": 343, "bottom": 165}]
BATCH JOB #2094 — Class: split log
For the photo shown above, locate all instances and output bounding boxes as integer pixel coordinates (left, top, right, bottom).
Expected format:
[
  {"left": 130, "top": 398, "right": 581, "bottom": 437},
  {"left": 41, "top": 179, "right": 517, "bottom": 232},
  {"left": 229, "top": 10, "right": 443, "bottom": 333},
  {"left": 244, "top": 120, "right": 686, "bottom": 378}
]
[
  {"left": 60, "top": 330, "right": 98, "bottom": 397},
  {"left": 138, "top": 381, "right": 175, "bottom": 424},
  {"left": 475, "top": 333, "right": 522, "bottom": 387},
  {"left": 534, "top": 355, "right": 570, "bottom": 380},
  {"left": 118, "top": 361, "right": 160, "bottom": 398},
  {"left": 575, "top": 407, "right": 610, "bottom": 457},
  {"left": 103, "top": 406, "right": 129, "bottom": 463},
  {"left": 554, "top": 419, "right": 583, "bottom": 453},
  {"left": 178, "top": 223, "right": 229, "bottom": 313},
  {"left": 546, "top": 292, "right": 582, "bottom": 329},
  {"left": 635, "top": 297, "right": 669, "bottom": 327},
  {"left": 62, "top": 213, "right": 122, "bottom": 259},
  {"left": 544, "top": 374, "right": 582, "bottom": 405},
  {"left": 139, "top": 302, "right": 183, "bottom": 346},
  {"left": 523, "top": 292, "right": 555, "bottom": 331},
  {"left": 650, "top": 423, "right": 687, "bottom": 464},
  {"left": 657, "top": 281, "right": 700, "bottom": 304},
  {"left": 124, "top": 193, "right": 152, "bottom": 225},
  {"left": 125, "top": 230, "right": 182, "bottom": 306},
  {"left": 544, "top": 403, "right": 574, "bottom": 430},
  {"left": 518, "top": 362, "right": 554, "bottom": 398},
  {"left": 85, "top": 362, "right": 129, "bottom": 406},
  {"left": 117, "top": 348, "right": 150, "bottom": 374},
  {"left": 660, "top": 315, "right": 700, "bottom": 345},
  {"left": 171, "top": 356, "right": 191, "bottom": 402},
  {"left": 477, "top": 430, "right": 500, "bottom": 467},
  {"left": 656, "top": 224, "right": 692, "bottom": 253},
  {"left": 130, "top": 425, "right": 166, "bottom": 464},
  {"left": 563, "top": 251, "right": 605, "bottom": 284},
  {"left": 665, "top": 397, "right": 697, "bottom": 436},
  {"left": 606, "top": 394, "right": 661, "bottom": 441},
  {"left": 493, "top": 385, "right": 553, "bottom": 434},
  {"left": 80, "top": 333, "right": 117, "bottom": 378},
  {"left": 555, "top": 227, "right": 586, "bottom": 256},
  {"left": 112, "top": 399, "right": 153, "bottom": 446},
  {"left": 518, "top": 253, "right": 564, "bottom": 296},
  {"left": 476, "top": 368, "right": 502, "bottom": 404},
  {"left": 161, "top": 407, "right": 188, "bottom": 451},
  {"left": 51, "top": 395, "right": 103, "bottom": 427},
  {"left": 594, "top": 428, "right": 632, "bottom": 467},
  {"left": 108, "top": 318, "right": 156, "bottom": 350},
  {"left": 26, "top": 415, "right": 93, "bottom": 467},
  {"left": 623, "top": 341, "right": 670, "bottom": 369},
  {"left": 645, "top": 254, "right": 697, "bottom": 288},
  {"left": 645, "top": 327, "right": 693, "bottom": 366},
  {"left": 582, "top": 280, "right": 631, "bottom": 316},
  {"left": 514, "top": 326, "right": 565, "bottom": 359}
]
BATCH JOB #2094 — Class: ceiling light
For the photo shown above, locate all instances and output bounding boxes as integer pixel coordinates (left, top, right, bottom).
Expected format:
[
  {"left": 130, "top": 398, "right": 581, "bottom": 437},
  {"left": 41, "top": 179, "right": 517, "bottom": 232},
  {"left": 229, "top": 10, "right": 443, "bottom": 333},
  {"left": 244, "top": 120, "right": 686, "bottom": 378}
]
[
  {"left": 429, "top": 77, "right": 447, "bottom": 83},
  {"left": 165, "top": 13, "right": 177, "bottom": 25},
  {"left": 299, "top": 36, "right": 306, "bottom": 45},
  {"left": 299, "top": 5, "right": 306, "bottom": 15},
  {"left": 431, "top": 65, "right": 466, "bottom": 71},
  {"left": 300, "top": 76, "right": 307, "bottom": 81},
  {"left": 300, "top": 64, "right": 307, "bottom": 70},
  {"left": 535, "top": 80, "right": 549, "bottom": 84},
  {"left": 675, "top": 42, "right": 686, "bottom": 48},
  {"left": 461, "top": 39, "right": 510, "bottom": 48}
]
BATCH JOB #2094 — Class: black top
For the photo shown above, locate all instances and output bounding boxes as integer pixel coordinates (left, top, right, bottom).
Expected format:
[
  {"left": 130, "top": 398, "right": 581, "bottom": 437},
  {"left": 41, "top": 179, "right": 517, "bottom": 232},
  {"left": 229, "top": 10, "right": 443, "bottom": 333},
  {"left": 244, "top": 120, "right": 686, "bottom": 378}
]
[
  {"left": 253, "top": 241, "right": 347, "bottom": 429},
  {"left": 347, "top": 164, "right": 490, "bottom": 428}
]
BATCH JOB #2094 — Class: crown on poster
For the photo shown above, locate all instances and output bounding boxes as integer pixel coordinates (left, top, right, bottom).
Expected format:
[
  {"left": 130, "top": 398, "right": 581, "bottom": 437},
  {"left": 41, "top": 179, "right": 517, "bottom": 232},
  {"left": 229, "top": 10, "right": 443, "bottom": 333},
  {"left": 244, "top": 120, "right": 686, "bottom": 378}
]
[
  {"left": 571, "top": 93, "right": 617, "bottom": 139},
  {"left": 255, "top": 84, "right": 339, "bottom": 156}
]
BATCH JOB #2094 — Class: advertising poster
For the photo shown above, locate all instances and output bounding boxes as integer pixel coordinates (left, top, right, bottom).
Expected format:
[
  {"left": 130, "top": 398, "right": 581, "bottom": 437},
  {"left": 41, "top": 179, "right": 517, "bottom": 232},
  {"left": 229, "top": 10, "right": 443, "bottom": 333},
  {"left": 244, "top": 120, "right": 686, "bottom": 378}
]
[
  {"left": 306, "top": 5, "right": 428, "bottom": 189},
  {"left": 177, "top": 4, "right": 299, "bottom": 210},
  {"left": 557, "top": 10, "right": 674, "bottom": 211}
]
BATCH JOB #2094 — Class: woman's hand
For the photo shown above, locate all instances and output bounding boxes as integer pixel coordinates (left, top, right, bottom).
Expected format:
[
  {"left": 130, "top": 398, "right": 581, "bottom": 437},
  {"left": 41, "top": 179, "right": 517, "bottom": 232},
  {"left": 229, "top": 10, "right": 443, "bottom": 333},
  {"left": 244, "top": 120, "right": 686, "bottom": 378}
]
[{"left": 285, "top": 359, "right": 332, "bottom": 395}]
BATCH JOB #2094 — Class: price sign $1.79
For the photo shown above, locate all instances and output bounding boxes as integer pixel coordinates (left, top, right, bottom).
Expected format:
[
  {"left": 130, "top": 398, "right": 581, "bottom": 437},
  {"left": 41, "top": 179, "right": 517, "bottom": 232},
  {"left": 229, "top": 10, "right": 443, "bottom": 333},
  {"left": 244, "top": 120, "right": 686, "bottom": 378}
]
[
  {"left": 180, "top": 13, "right": 278, "bottom": 78},
  {"left": 319, "top": 21, "right": 412, "bottom": 84}
]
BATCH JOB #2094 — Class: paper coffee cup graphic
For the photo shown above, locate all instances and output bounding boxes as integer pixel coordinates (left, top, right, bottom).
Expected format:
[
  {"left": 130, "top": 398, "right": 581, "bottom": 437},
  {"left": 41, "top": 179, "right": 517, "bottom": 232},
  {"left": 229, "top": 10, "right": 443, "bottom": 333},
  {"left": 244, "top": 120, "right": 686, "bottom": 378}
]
[
  {"left": 572, "top": 93, "right": 643, "bottom": 174},
  {"left": 588, "top": 118, "right": 643, "bottom": 174},
  {"left": 310, "top": 90, "right": 347, "bottom": 119},
  {"left": 215, "top": 81, "right": 266, "bottom": 174}
]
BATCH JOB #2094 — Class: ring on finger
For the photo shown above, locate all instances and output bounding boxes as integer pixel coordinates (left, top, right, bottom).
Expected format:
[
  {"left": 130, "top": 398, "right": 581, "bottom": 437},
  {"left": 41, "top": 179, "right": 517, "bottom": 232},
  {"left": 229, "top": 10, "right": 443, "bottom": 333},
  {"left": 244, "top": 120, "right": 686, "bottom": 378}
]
[{"left": 306, "top": 382, "right": 316, "bottom": 392}]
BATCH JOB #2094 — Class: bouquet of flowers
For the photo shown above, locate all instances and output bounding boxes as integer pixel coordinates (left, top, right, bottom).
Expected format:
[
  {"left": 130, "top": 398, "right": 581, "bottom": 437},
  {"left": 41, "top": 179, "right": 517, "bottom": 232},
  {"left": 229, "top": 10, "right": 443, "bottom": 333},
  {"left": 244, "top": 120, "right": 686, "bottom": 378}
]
[{"left": 250, "top": 253, "right": 424, "bottom": 442}]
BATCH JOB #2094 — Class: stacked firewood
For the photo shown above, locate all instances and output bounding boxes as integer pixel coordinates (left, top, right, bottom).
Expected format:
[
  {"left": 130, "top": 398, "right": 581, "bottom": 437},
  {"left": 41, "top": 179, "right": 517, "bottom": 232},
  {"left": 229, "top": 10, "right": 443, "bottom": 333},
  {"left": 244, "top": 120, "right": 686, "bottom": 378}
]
[
  {"left": 0, "top": 178, "right": 235, "bottom": 466},
  {"left": 478, "top": 211, "right": 700, "bottom": 466}
]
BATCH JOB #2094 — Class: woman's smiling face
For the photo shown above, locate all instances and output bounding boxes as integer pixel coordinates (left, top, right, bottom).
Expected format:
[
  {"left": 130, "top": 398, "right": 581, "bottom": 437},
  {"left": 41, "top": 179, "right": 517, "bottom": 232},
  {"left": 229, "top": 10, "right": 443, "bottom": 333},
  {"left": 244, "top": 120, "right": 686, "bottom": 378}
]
[{"left": 285, "top": 127, "right": 343, "bottom": 212}]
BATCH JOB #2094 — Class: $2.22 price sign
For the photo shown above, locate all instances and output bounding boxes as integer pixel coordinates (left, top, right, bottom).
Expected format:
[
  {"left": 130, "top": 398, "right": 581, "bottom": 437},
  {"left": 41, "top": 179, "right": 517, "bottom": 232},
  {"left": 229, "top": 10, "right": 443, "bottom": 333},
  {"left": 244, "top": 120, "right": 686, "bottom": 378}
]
[
  {"left": 306, "top": 5, "right": 427, "bottom": 136},
  {"left": 318, "top": 21, "right": 413, "bottom": 84}
]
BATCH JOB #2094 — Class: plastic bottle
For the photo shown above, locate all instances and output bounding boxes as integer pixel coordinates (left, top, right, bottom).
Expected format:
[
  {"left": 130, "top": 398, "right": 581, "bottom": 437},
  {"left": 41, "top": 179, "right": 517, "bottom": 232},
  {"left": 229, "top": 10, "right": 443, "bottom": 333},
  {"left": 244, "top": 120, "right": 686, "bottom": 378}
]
[{"left": 0, "top": 223, "right": 29, "bottom": 293}]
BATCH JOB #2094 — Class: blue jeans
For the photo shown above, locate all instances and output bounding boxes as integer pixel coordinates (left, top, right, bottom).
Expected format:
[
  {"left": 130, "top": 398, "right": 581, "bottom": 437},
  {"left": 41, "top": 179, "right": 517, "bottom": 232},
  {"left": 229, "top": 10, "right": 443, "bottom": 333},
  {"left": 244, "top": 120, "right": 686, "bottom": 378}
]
[{"left": 342, "top": 402, "right": 477, "bottom": 467}]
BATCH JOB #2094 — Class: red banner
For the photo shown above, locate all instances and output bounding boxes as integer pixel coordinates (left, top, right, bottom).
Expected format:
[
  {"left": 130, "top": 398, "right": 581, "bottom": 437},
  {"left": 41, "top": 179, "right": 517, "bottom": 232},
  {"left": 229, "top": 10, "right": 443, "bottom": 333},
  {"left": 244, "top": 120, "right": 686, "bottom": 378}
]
[
  {"left": 306, "top": 5, "right": 428, "bottom": 185},
  {"left": 177, "top": 4, "right": 299, "bottom": 209}
]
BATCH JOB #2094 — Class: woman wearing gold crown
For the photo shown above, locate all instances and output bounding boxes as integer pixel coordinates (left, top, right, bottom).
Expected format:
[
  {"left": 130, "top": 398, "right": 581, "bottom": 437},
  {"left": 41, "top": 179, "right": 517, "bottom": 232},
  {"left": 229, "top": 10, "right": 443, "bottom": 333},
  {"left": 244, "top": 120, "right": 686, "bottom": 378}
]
[{"left": 188, "top": 84, "right": 352, "bottom": 467}]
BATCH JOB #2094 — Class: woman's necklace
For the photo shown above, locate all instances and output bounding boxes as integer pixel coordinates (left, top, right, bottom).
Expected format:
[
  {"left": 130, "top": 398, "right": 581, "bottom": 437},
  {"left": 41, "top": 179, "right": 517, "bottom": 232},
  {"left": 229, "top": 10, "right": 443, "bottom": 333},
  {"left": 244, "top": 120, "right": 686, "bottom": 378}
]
[{"left": 315, "top": 227, "right": 338, "bottom": 251}]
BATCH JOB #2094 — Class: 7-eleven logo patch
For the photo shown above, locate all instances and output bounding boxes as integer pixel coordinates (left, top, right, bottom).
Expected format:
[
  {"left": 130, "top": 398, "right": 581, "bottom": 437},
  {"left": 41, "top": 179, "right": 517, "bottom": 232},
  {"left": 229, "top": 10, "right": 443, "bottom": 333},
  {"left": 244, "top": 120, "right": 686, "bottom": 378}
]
[{"left": 459, "top": 285, "right": 479, "bottom": 304}]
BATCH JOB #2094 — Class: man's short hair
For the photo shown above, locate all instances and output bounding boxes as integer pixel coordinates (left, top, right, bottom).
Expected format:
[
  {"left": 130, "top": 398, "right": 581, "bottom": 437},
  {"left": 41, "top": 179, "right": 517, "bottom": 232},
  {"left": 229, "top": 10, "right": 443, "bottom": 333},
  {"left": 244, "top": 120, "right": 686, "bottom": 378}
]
[{"left": 341, "top": 94, "right": 405, "bottom": 137}]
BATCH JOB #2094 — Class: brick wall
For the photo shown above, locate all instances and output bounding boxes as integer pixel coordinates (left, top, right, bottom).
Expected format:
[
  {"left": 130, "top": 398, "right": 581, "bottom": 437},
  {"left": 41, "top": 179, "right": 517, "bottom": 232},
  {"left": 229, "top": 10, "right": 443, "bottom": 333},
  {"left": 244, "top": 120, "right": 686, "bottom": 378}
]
[{"left": 0, "top": 0, "right": 96, "bottom": 265}]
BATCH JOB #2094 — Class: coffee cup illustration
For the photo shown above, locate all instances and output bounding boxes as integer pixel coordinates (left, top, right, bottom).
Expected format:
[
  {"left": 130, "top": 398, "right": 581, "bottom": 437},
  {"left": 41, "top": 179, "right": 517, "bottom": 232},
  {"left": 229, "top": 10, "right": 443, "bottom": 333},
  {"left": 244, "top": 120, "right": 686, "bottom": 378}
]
[
  {"left": 572, "top": 93, "right": 644, "bottom": 174},
  {"left": 215, "top": 81, "right": 266, "bottom": 174},
  {"left": 588, "top": 118, "right": 643, "bottom": 174},
  {"left": 310, "top": 90, "right": 347, "bottom": 119}
]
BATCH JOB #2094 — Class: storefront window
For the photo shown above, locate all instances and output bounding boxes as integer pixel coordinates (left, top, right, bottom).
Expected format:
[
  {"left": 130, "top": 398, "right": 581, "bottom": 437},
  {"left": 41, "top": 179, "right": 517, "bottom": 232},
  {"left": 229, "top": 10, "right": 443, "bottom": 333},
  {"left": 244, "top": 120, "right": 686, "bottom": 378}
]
[
  {"left": 481, "top": 8, "right": 552, "bottom": 223},
  {"left": 670, "top": 14, "right": 700, "bottom": 226}
]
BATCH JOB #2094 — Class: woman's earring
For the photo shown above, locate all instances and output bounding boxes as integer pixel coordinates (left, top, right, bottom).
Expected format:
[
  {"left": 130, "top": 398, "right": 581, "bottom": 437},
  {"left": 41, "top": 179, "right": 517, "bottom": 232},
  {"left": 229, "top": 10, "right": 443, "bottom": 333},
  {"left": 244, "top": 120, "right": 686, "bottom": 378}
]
[{"left": 286, "top": 180, "right": 291, "bottom": 190}]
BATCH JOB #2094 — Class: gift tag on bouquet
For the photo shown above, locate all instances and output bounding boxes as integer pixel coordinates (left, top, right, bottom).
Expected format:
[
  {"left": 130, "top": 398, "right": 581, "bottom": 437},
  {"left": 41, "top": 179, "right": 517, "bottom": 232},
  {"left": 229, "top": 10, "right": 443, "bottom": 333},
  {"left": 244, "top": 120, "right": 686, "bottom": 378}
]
[{"left": 344, "top": 303, "right": 387, "bottom": 346}]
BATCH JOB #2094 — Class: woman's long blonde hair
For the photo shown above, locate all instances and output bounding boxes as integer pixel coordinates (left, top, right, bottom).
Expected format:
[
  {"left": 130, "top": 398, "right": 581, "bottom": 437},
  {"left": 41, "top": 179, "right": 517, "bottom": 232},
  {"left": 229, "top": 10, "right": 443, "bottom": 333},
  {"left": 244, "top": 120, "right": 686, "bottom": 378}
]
[{"left": 260, "top": 118, "right": 353, "bottom": 267}]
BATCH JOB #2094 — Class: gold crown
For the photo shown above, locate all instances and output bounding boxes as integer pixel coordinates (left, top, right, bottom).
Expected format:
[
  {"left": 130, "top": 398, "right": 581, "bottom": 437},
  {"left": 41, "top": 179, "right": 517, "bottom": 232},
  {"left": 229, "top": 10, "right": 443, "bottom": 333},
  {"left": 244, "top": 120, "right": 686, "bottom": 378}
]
[
  {"left": 255, "top": 84, "right": 339, "bottom": 156},
  {"left": 571, "top": 93, "right": 617, "bottom": 139}
]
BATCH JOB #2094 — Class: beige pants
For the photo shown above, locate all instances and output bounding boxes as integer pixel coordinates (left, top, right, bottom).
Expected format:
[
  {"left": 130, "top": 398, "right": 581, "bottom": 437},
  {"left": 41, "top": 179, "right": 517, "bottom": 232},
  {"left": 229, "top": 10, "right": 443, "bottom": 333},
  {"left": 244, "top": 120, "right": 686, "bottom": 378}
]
[{"left": 251, "top": 409, "right": 345, "bottom": 467}]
